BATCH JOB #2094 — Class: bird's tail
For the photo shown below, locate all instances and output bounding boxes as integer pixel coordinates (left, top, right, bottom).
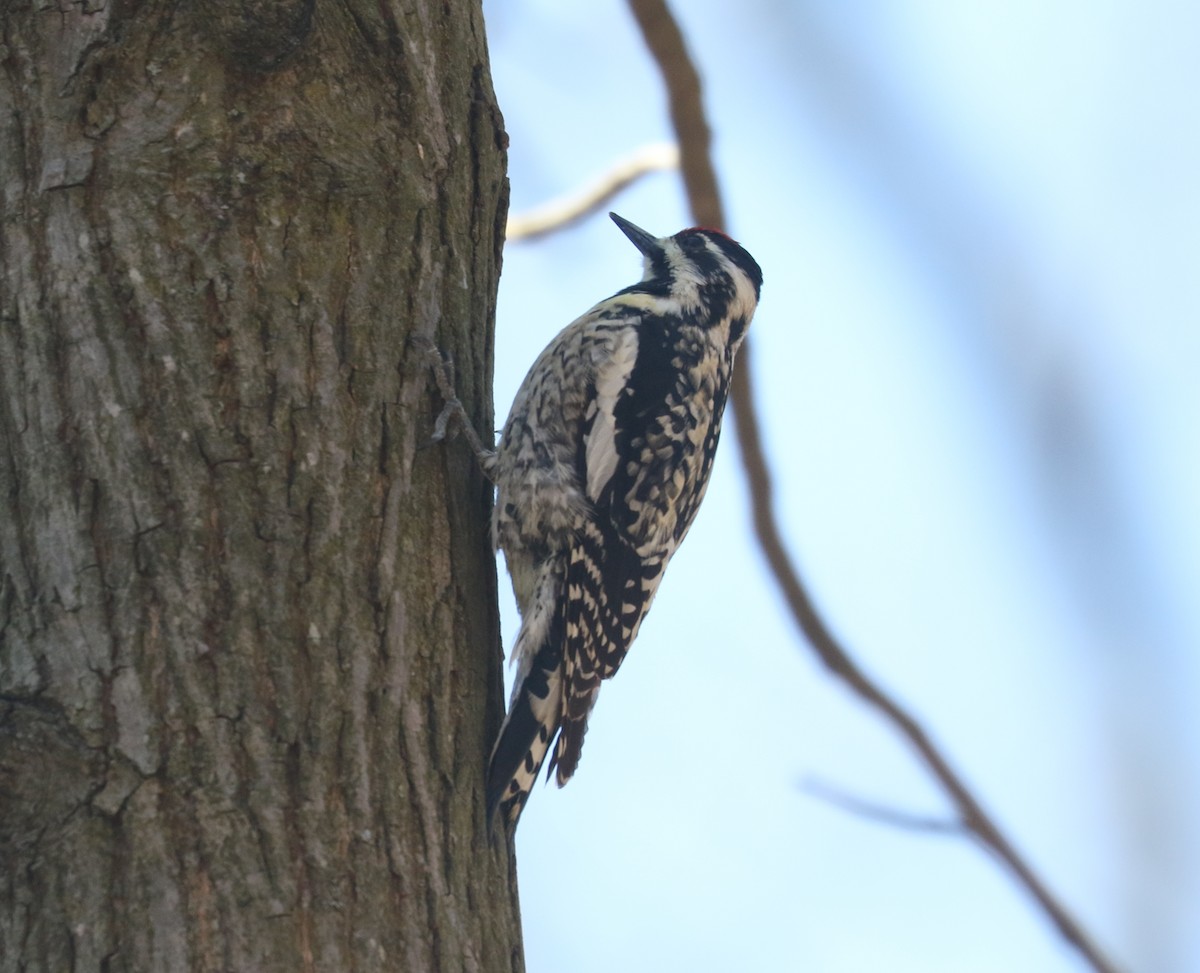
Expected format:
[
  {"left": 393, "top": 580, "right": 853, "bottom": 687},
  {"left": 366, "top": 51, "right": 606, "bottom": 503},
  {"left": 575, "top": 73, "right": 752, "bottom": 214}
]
[
  {"left": 486, "top": 556, "right": 570, "bottom": 828},
  {"left": 486, "top": 634, "right": 563, "bottom": 827},
  {"left": 546, "top": 670, "right": 600, "bottom": 786}
]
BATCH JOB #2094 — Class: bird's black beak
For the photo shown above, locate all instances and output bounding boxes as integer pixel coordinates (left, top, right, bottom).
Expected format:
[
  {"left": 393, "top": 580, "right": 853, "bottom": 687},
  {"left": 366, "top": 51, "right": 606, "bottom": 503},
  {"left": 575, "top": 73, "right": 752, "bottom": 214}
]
[{"left": 610, "top": 213, "right": 658, "bottom": 257}]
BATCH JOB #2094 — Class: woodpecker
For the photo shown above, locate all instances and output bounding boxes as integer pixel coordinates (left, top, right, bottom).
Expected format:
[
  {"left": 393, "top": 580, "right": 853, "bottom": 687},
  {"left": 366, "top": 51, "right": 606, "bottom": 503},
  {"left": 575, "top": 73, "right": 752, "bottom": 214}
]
[{"left": 447, "top": 212, "right": 762, "bottom": 828}]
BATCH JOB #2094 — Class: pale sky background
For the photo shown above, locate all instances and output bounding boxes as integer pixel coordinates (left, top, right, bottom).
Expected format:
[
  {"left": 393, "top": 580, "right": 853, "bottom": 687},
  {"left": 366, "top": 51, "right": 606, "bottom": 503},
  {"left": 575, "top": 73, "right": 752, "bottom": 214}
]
[{"left": 481, "top": 3, "right": 1200, "bottom": 971}]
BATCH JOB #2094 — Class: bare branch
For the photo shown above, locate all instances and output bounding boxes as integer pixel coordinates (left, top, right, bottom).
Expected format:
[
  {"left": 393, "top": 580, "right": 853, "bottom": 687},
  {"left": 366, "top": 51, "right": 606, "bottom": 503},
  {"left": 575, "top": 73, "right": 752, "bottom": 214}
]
[
  {"left": 625, "top": 2, "right": 1123, "bottom": 971},
  {"left": 625, "top": 1, "right": 724, "bottom": 230},
  {"left": 506, "top": 143, "right": 680, "bottom": 242},
  {"left": 801, "top": 777, "right": 964, "bottom": 836}
]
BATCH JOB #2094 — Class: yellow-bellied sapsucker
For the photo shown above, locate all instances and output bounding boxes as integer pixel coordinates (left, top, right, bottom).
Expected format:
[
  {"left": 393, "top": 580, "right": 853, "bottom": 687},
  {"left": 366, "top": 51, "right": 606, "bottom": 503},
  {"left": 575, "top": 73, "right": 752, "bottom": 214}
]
[
  {"left": 436, "top": 213, "right": 762, "bottom": 828},
  {"left": 485, "top": 213, "right": 763, "bottom": 827}
]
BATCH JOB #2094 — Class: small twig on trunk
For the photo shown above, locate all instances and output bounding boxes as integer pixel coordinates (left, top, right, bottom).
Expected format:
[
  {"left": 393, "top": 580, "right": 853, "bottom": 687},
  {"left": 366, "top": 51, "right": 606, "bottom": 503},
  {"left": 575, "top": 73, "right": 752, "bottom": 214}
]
[{"left": 411, "top": 335, "right": 498, "bottom": 477}]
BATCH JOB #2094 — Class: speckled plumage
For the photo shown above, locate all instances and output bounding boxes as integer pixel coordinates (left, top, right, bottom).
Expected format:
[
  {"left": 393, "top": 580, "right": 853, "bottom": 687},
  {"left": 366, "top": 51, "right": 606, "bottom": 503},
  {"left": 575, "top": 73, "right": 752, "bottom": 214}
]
[{"left": 487, "top": 213, "right": 763, "bottom": 827}]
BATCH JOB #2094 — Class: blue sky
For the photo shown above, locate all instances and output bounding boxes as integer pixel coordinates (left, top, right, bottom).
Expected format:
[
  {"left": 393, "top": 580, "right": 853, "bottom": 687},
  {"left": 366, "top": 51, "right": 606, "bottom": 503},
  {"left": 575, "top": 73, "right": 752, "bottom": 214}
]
[{"left": 481, "top": 3, "right": 1200, "bottom": 970}]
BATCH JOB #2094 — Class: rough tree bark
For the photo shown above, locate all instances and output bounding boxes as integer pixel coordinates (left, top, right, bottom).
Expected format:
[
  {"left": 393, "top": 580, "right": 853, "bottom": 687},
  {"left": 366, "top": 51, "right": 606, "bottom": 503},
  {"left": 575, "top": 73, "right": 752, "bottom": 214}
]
[{"left": 0, "top": 1, "right": 517, "bottom": 970}]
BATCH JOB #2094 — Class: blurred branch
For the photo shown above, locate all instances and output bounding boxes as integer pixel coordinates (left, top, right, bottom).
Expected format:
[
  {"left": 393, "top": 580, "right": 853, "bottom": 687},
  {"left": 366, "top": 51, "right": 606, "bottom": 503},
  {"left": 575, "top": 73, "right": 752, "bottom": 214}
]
[
  {"left": 624, "top": 0, "right": 722, "bottom": 227},
  {"left": 801, "top": 777, "right": 964, "bottom": 836},
  {"left": 506, "top": 143, "right": 679, "bottom": 242},
  {"left": 625, "top": 1, "right": 1123, "bottom": 971}
]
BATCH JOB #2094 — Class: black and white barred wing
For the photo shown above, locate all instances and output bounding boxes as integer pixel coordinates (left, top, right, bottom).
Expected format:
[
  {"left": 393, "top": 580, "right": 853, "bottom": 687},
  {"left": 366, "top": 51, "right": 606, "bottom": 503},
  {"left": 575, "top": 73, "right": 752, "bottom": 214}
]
[{"left": 548, "top": 314, "right": 712, "bottom": 784}]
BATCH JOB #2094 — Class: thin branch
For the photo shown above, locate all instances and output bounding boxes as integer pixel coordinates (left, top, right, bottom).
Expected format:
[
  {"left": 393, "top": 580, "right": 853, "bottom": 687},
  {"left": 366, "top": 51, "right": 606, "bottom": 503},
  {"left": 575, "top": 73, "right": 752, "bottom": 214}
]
[
  {"left": 625, "top": 1, "right": 723, "bottom": 228},
  {"left": 506, "top": 143, "right": 679, "bottom": 242},
  {"left": 801, "top": 776, "right": 964, "bottom": 836},
  {"left": 625, "top": 2, "right": 1123, "bottom": 971}
]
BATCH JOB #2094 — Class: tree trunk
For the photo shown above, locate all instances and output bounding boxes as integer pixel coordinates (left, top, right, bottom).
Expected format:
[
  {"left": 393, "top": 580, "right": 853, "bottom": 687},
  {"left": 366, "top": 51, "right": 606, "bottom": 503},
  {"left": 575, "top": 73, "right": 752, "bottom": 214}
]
[{"left": 0, "top": 1, "right": 517, "bottom": 970}]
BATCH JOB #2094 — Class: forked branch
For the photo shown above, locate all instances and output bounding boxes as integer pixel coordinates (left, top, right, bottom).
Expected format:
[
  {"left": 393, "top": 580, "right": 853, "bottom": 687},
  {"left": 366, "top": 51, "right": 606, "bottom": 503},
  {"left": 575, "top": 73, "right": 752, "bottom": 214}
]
[{"left": 624, "top": 1, "right": 1122, "bottom": 971}]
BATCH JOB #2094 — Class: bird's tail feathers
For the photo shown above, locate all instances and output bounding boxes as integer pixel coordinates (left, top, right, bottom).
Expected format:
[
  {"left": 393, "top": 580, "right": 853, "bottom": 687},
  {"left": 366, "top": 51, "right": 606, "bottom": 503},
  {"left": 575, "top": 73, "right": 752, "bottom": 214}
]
[
  {"left": 486, "top": 593, "right": 565, "bottom": 828},
  {"left": 486, "top": 639, "right": 562, "bottom": 827},
  {"left": 546, "top": 674, "right": 600, "bottom": 786}
]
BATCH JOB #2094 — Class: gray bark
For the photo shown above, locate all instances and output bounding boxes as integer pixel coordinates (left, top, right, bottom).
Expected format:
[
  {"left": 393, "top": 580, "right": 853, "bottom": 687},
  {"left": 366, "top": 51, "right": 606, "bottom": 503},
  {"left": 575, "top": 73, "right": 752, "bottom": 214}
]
[{"left": 0, "top": 0, "right": 518, "bottom": 969}]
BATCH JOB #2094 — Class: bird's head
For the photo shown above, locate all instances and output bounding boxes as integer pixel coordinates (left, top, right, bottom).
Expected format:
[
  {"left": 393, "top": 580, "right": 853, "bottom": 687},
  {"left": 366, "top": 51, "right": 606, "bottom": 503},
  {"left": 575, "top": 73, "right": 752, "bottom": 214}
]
[{"left": 610, "top": 212, "right": 762, "bottom": 324}]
